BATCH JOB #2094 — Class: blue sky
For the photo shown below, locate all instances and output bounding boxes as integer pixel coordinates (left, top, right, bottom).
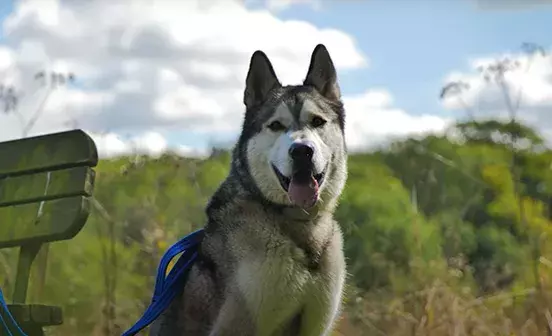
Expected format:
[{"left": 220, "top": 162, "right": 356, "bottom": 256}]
[
  {"left": 0, "top": 0, "right": 551, "bottom": 155},
  {"left": 277, "top": 0, "right": 552, "bottom": 118},
  {"left": 0, "top": 1, "right": 12, "bottom": 37}
]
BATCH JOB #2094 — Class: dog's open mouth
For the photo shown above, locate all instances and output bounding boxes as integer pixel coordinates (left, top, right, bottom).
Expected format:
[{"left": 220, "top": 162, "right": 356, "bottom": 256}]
[
  {"left": 272, "top": 164, "right": 326, "bottom": 208},
  {"left": 271, "top": 165, "right": 325, "bottom": 192}
]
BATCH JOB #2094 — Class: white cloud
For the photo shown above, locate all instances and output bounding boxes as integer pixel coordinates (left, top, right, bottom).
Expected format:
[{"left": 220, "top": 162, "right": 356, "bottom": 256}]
[
  {"left": 0, "top": 0, "right": 367, "bottom": 154},
  {"left": 263, "top": 0, "right": 321, "bottom": 12},
  {"left": 441, "top": 49, "right": 552, "bottom": 142},
  {"left": 90, "top": 132, "right": 130, "bottom": 158},
  {"left": 174, "top": 145, "right": 211, "bottom": 158},
  {"left": 344, "top": 90, "right": 452, "bottom": 150},
  {"left": 0, "top": 0, "right": 450, "bottom": 157},
  {"left": 90, "top": 131, "right": 209, "bottom": 159}
]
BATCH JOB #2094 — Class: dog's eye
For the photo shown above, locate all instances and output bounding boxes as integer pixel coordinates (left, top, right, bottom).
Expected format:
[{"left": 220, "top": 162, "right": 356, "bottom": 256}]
[
  {"left": 267, "top": 120, "right": 286, "bottom": 132},
  {"left": 311, "top": 116, "right": 327, "bottom": 128}
]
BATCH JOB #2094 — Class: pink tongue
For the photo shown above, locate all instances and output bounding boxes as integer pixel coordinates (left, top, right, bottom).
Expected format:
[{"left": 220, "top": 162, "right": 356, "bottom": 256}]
[{"left": 288, "top": 175, "right": 319, "bottom": 209}]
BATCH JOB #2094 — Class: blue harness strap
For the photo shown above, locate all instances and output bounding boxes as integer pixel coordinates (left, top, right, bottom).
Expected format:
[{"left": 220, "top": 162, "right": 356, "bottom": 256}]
[
  {"left": 0, "top": 287, "right": 27, "bottom": 336},
  {"left": 121, "top": 228, "right": 205, "bottom": 336}
]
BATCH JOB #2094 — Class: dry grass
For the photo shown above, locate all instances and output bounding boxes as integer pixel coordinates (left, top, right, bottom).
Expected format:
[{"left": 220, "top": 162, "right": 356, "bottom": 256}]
[{"left": 336, "top": 278, "right": 552, "bottom": 336}]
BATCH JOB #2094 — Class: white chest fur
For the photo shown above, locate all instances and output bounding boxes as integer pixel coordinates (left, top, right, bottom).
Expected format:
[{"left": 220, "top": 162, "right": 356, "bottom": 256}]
[{"left": 236, "top": 241, "right": 317, "bottom": 335}]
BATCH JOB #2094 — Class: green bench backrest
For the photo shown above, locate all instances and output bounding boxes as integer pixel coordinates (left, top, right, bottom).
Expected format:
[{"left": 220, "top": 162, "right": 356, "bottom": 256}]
[{"left": 0, "top": 130, "right": 98, "bottom": 249}]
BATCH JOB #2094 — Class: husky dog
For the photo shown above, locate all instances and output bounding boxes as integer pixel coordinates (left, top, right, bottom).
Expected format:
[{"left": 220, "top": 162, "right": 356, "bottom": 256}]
[{"left": 150, "top": 44, "right": 348, "bottom": 336}]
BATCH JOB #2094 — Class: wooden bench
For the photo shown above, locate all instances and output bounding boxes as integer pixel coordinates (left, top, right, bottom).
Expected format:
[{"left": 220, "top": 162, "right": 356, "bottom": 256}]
[{"left": 0, "top": 130, "right": 98, "bottom": 336}]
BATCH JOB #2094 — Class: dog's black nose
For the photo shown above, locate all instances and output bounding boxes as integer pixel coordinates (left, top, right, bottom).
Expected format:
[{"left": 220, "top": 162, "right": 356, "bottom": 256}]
[{"left": 289, "top": 141, "right": 315, "bottom": 160}]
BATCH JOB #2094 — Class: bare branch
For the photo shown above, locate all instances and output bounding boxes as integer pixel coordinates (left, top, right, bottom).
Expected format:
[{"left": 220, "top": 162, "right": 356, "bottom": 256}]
[{"left": 439, "top": 81, "right": 477, "bottom": 119}]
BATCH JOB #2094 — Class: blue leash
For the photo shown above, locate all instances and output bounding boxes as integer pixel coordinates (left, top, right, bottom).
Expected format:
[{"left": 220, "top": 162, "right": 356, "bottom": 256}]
[
  {"left": 0, "top": 287, "right": 27, "bottom": 336},
  {"left": 1, "top": 229, "right": 203, "bottom": 336},
  {"left": 121, "top": 228, "right": 204, "bottom": 336}
]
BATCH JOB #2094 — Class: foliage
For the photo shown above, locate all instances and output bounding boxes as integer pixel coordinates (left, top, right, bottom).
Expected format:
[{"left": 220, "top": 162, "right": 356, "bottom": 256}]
[{"left": 2, "top": 120, "right": 552, "bottom": 335}]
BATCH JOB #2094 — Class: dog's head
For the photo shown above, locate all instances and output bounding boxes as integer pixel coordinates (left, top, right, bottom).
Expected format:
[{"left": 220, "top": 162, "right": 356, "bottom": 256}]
[{"left": 235, "top": 44, "right": 347, "bottom": 211}]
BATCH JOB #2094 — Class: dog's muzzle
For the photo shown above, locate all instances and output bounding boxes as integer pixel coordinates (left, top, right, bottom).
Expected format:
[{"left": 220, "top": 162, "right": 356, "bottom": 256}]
[{"left": 271, "top": 140, "right": 327, "bottom": 209}]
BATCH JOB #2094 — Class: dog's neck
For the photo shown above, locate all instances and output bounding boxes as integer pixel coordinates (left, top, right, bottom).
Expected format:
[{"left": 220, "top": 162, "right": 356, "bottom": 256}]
[
  {"left": 280, "top": 202, "right": 330, "bottom": 222},
  {"left": 205, "top": 176, "right": 337, "bottom": 271}
]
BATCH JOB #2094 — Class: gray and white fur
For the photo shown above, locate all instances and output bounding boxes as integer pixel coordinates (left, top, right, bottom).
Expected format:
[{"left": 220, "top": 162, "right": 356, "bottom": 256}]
[{"left": 150, "top": 44, "right": 348, "bottom": 336}]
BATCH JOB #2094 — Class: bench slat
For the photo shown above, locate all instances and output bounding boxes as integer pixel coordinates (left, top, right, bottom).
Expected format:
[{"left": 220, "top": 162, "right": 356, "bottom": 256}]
[
  {"left": 0, "top": 196, "right": 91, "bottom": 248},
  {"left": 0, "top": 167, "right": 95, "bottom": 207},
  {"left": 0, "top": 130, "right": 98, "bottom": 178}
]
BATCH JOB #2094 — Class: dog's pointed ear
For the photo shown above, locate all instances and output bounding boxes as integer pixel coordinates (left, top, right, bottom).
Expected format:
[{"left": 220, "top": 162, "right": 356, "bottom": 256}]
[
  {"left": 303, "top": 44, "right": 341, "bottom": 101},
  {"left": 244, "top": 50, "right": 281, "bottom": 109}
]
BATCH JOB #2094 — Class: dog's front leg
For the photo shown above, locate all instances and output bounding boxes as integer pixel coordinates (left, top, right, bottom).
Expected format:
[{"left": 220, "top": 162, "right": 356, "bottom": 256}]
[
  {"left": 298, "top": 237, "right": 346, "bottom": 336},
  {"left": 208, "top": 289, "right": 255, "bottom": 336},
  {"left": 298, "top": 274, "right": 345, "bottom": 336}
]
